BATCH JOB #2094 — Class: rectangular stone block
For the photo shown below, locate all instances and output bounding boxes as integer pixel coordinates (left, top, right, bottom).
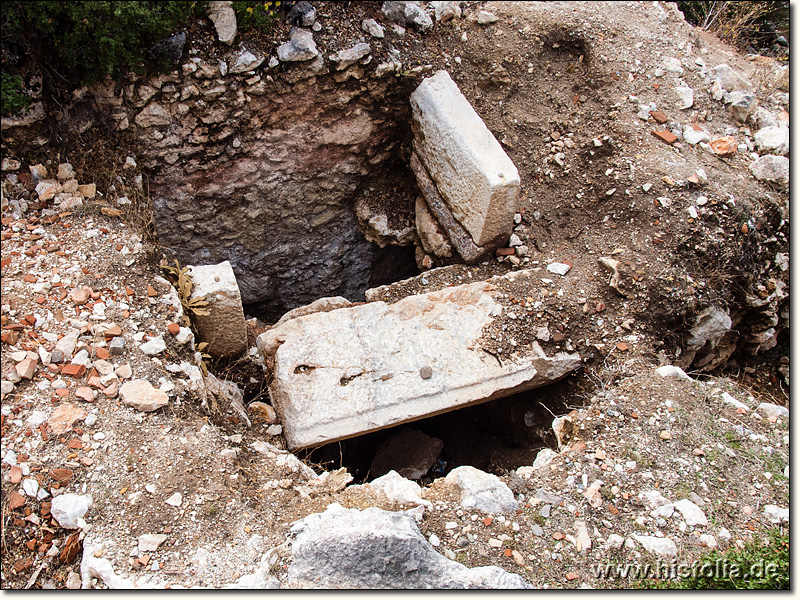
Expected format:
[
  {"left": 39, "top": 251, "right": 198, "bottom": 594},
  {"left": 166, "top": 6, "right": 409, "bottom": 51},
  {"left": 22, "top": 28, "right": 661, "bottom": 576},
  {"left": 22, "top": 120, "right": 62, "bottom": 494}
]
[
  {"left": 188, "top": 260, "right": 247, "bottom": 358},
  {"left": 257, "top": 270, "right": 580, "bottom": 450},
  {"left": 410, "top": 70, "right": 520, "bottom": 248}
]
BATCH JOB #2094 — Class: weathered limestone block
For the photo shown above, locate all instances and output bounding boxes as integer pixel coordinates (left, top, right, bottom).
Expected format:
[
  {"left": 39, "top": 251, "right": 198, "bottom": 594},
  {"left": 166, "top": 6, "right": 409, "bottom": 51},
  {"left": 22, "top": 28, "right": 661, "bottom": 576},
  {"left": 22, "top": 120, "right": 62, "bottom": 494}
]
[
  {"left": 134, "top": 102, "right": 172, "bottom": 128},
  {"left": 287, "top": 504, "right": 531, "bottom": 588},
  {"left": 415, "top": 195, "right": 453, "bottom": 259},
  {"left": 257, "top": 270, "right": 581, "bottom": 449},
  {"left": 410, "top": 70, "right": 520, "bottom": 248},
  {"left": 410, "top": 152, "right": 485, "bottom": 263},
  {"left": 329, "top": 42, "right": 371, "bottom": 71},
  {"left": 187, "top": 261, "right": 247, "bottom": 358},
  {"left": 207, "top": 1, "right": 237, "bottom": 46},
  {"left": 277, "top": 27, "right": 318, "bottom": 62}
]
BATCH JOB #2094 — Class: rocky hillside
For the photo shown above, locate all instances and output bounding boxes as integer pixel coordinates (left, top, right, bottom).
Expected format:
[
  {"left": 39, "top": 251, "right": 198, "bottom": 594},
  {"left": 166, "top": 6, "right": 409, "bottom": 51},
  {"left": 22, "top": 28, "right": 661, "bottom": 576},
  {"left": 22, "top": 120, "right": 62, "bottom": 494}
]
[{"left": 0, "top": 1, "right": 789, "bottom": 589}]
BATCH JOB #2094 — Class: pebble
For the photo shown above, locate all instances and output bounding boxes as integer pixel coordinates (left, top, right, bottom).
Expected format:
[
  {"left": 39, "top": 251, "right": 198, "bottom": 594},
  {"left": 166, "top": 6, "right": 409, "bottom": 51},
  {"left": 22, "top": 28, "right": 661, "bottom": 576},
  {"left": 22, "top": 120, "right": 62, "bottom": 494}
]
[
  {"left": 634, "top": 535, "right": 677, "bottom": 557},
  {"left": 763, "top": 505, "right": 789, "bottom": 524},
  {"left": 362, "top": 18, "right": 385, "bottom": 39},
  {"left": 119, "top": 379, "right": 169, "bottom": 412},
  {"left": 546, "top": 262, "right": 571, "bottom": 276},
  {"left": 673, "top": 499, "right": 707, "bottom": 527},
  {"left": 138, "top": 534, "right": 168, "bottom": 553},
  {"left": 139, "top": 336, "right": 167, "bottom": 356},
  {"left": 165, "top": 492, "right": 183, "bottom": 507},
  {"left": 477, "top": 10, "right": 499, "bottom": 25},
  {"left": 51, "top": 493, "right": 92, "bottom": 529}
]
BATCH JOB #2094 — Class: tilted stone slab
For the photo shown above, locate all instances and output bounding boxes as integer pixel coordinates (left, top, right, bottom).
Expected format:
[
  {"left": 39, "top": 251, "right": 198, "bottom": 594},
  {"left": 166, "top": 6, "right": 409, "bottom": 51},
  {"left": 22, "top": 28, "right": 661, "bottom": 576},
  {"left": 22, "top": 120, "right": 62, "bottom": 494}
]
[
  {"left": 188, "top": 261, "right": 247, "bottom": 358},
  {"left": 410, "top": 70, "right": 520, "bottom": 248},
  {"left": 257, "top": 271, "right": 581, "bottom": 450},
  {"left": 410, "top": 152, "right": 486, "bottom": 264}
]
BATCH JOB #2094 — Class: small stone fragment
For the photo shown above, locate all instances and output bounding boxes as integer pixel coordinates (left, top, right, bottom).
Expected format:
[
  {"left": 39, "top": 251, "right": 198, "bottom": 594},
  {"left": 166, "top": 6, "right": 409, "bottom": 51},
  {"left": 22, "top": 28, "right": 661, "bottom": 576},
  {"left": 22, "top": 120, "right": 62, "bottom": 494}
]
[
  {"left": 362, "top": 18, "right": 385, "bottom": 38},
  {"left": 165, "top": 492, "right": 183, "bottom": 507},
  {"left": 651, "top": 130, "right": 677, "bottom": 145},
  {"left": 51, "top": 493, "right": 92, "bottom": 529},
  {"left": 477, "top": 10, "right": 499, "bottom": 24},
  {"left": 119, "top": 380, "right": 169, "bottom": 412}
]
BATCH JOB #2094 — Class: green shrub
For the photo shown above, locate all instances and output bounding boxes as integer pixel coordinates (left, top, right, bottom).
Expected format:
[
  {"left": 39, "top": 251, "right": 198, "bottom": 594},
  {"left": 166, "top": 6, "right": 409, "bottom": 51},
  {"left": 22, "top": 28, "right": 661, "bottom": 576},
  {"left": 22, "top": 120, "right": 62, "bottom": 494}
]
[
  {"left": 1, "top": 72, "right": 30, "bottom": 116},
  {"left": 638, "top": 528, "right": 789, "bottom": 589},
  {"left": 232, "top": 1, "right": 282, "bottom": 31},
  {"left": 1, "top": 1, "right": 204, "bottom": 87}
]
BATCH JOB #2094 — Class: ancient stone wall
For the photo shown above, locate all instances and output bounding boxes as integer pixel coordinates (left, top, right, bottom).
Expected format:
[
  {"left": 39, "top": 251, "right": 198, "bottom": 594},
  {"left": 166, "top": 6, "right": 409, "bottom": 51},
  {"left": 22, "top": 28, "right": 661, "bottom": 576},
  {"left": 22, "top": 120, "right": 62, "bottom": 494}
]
[{"left": 85, "top": 48, "right": 420, "bottom": 317}]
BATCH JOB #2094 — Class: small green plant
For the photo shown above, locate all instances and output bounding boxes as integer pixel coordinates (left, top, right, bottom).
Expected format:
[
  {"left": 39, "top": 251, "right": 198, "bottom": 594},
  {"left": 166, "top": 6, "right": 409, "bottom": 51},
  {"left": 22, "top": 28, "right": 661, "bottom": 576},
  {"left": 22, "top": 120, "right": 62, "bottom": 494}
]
[
  {"left": 233, "top": 1, "right": 282, "bottom": 31},
  {"left": 203, "top": 502, "right": 218, "bottom": 516},
  {"left": 638, "top": 528, "right": 789, "bottom": 589},
  {"left": 160, "top": 258, "right": 213, "bottom": 373},
  {"left": 1, "top": 1, "right": 204, "bottom": 87},
  {"left": 1, "top": 72, "right": 31, "bottom": 116},
  {"left": 161, "top": 259, "right": 212, "bottom": 326}
]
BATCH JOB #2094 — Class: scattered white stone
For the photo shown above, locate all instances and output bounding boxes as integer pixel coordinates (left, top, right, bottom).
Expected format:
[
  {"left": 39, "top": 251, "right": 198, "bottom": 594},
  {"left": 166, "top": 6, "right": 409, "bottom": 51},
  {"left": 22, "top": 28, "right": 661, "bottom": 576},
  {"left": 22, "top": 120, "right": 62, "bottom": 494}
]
[
  {"left": 207, "top": 0, "right": 237, "bottom": 46},
  {"left": 633, "top": 535, "right": 677, "bottom": 557},
  {"left": 721, "top": 392, "right": 749, "bottom": 411},
  {"left": 754, "top": 126, "right": 789, "bottom": 155},
  {"left": 119, "top": 380, "right": 169, "bottom": 412},
  {"left": 655, "top": 365, "right": 692, "bottom": 380},
  {"left": 139, "top": 336, "right": 167, "bottom": 356},
  {"left": 712, "top": 64, "right": 753, "bottom": 92},
  {"left": 165, "top": 493, "right": 183, "bottom": 507},
  {"left": 546, "top": 262, "right": 571, "bottom": 276},
  {"left": 749, "top": 155, "right": 789, "bottom": 189},
  {"left": 642, "top": 490, "right": 670, "bottom": 509},
  {"left": 51, "top": 493, "right": 92, "bottom": 529},
  {"left": 445, "top": 466, "right": 518, "bottom": 513},
  {"left": 81, "top": 538, "right": 135, "bottom": 589},
  {"left": 757, "top": 403, "right": 788, "bottom": 420},
  {"left": 673, "top": 499, "right": 707, "bottom": 527},
  {"left": 717, "top": 527, "right": 732, "bottom": 546},
  {"left": 683, "top": 125, "right": 710, "bottom": 145},
  {"left": 138, "top": 534, "right": 168, "bottom": 553},
  {"left": 662, "top": 57, "right": 683, "bottom": 74},
  {"left": 277, "top": 27, "right": 318, "bottom": 62},
  {"left": 698, "top": 534, "right": 717, "bottom": 549},
  {"left": 370, "top": 470, "right": 432, "bottom": 507},
  {"left": 675, "top": 86, "right": 694, "bottom": 109},
  {"left": 763, "top": 505, "right": 789, "bottom": 524},
  {"left": 650, "top": 504, "right": 675, "bottom": 519},
  {"left": 361, "top": 18, "right": 385, "bottom": 39},
  {"left": 477, "top": 10, "right": 499, "bottom": 24},
  {"left": 532, "top": 448, "right": 558, "bottom": 471}
]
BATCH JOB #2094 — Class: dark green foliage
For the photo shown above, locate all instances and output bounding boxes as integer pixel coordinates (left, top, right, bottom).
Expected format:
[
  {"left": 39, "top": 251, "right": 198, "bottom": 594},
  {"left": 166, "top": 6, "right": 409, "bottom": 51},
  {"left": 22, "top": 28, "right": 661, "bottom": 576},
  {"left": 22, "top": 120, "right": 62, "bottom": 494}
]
[
  {"left": 232, "top": 1, "right": 283, "bottom": 31},
  {"left": 638, "top": 528, "right": 789, "bottom": 589},
  {"left": 1, "top": 1, "right": 204, "bottom": 88},
  {"left": 1, "top": 72, "right": 30, "bottom": 116}
]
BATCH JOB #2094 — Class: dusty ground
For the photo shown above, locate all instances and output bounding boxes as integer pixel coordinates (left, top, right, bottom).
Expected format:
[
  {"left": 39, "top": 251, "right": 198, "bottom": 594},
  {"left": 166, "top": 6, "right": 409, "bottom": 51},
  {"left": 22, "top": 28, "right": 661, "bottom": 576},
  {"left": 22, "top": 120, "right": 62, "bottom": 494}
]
[{"left": 1, "top": 1, "right": 790, "bottom": 590}]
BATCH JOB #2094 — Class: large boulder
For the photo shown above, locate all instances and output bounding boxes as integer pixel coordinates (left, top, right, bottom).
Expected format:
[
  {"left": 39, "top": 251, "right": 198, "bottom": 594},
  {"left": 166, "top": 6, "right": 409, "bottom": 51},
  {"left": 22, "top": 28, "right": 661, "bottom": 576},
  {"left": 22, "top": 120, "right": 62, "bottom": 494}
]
[
  {"left": 286, "top": 504, "right": 531, "bottom": 588},
  {"left": 410, "top": 71, "right": 520, "bottom": 249},
  {"left": 257, "top": 269, "right": 581, "bottom": 449},
  {"left": 187, "top": 261, "right": 247, "bottom": 358}
]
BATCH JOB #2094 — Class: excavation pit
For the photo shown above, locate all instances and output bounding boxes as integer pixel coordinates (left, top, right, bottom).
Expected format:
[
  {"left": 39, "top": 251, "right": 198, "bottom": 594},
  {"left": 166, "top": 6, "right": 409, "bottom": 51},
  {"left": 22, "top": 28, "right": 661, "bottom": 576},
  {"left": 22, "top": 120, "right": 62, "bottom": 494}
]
[{"left": 299, "top": 374, "right": 582, "bottom": 485}]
